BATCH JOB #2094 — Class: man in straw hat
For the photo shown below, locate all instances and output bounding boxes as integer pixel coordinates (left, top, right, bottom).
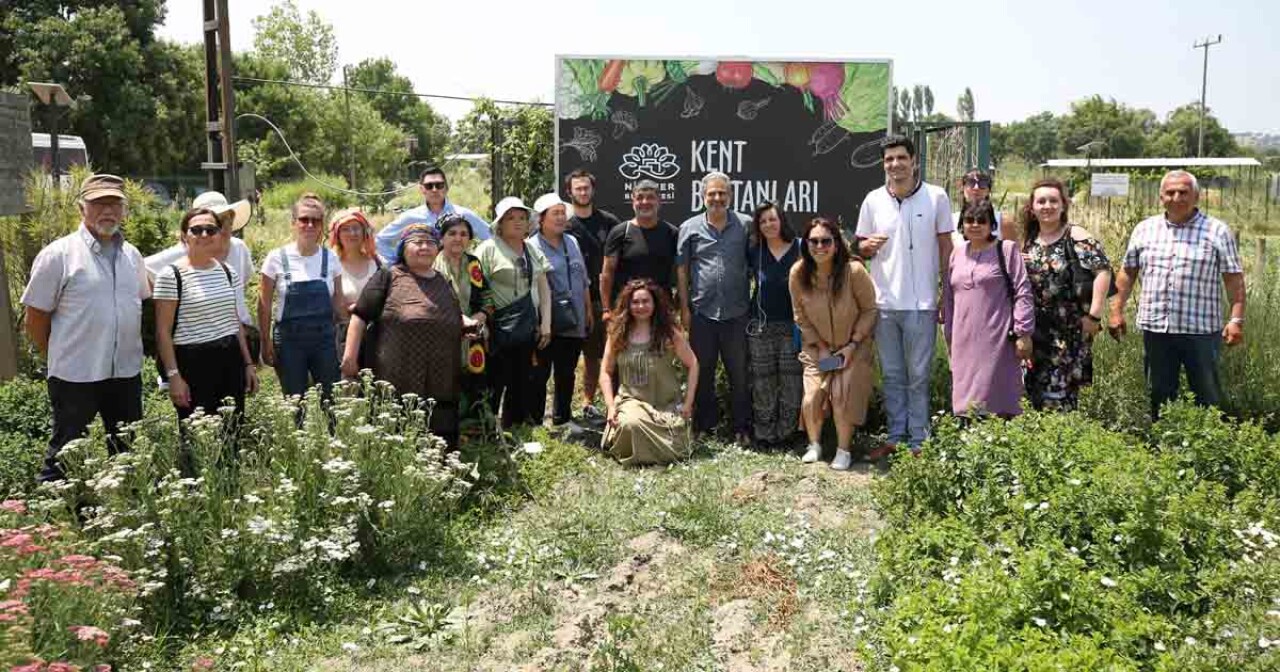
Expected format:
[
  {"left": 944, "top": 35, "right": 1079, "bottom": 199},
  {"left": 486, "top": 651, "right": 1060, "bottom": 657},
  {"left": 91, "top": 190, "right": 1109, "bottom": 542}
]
[{"left": 21, "top": 174, "right": 152, "bottom": 482}]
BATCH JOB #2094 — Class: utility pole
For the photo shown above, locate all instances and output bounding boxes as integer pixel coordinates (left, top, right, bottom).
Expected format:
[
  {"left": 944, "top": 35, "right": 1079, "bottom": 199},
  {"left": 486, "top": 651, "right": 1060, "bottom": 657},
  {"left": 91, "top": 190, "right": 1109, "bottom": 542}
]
[
  {"left": 342, "top": 65, "right": 356, "bottom": 191},
  {"left": 201, "top": 0, "right": 239, "bottom": 199},
  {"left": 1194, "top": 34, "right": 1222, "bottom": 158}
]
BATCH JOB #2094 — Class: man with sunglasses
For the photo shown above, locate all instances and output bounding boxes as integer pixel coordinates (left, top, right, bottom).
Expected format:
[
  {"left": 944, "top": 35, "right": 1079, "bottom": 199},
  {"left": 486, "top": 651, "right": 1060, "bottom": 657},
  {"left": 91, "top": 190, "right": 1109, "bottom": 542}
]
[
  {"left": 22, "top": 174, "right": 151, "bottom": 482},
  {"left": 855, "top": 135, "right": 955, "bottom": 457},
  {"left": 375, "top": 165, "right": 491, "bottom": 262},
  {"left": 951, "top": 169, "right": 1002, "bottom": 243}
]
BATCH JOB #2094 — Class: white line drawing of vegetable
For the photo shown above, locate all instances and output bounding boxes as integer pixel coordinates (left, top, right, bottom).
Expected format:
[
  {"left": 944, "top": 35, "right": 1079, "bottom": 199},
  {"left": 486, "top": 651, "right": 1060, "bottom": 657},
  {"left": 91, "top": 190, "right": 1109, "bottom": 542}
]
[
  {"left": 850, "top": 137, "right": 886, "bottom": 168},
  {"left": 736, "top": 97, "right": 771, "bottom": 121},
  {"left": 610, "top": 110, "right": 638, "bottom": 139},
  {"left": 559, "top": 127, "right": 603, "bottom": 163},
  {"left": 680, "top": 87, "right": 705, "bottom": 119},
  {"left": 809, "top": 120, "right": 851, "bottom": 156}
]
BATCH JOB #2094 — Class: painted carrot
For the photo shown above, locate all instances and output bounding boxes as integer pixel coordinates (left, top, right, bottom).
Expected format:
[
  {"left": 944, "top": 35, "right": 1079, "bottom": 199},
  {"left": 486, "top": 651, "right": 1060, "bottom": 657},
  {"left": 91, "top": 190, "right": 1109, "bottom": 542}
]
[{"left": 598, "top": 60, "right": 626, "bottom": 93}]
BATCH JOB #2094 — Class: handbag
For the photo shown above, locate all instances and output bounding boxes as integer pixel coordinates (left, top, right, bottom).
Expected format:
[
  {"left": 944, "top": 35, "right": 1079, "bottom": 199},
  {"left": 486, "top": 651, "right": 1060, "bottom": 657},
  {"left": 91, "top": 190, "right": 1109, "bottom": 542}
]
[
  {"left": 491, "top": 292, "right": 538, "bottom": 352},
  {"left": 550, "top": 244, "right": 581, "bottom": 335},
  {"left": 1062, "top": 226, "right": 1118, "bottom": 309},
  {"left": 993, "top": 241, "right": 1019, "bottom": 343}
]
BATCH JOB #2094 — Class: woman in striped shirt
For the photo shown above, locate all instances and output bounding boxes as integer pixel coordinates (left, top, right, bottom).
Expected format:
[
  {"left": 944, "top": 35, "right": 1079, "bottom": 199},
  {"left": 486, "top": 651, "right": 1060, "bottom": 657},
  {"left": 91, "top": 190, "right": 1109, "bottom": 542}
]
[{"left": 154, "top": 208, "right": 260, "bottom": 451}]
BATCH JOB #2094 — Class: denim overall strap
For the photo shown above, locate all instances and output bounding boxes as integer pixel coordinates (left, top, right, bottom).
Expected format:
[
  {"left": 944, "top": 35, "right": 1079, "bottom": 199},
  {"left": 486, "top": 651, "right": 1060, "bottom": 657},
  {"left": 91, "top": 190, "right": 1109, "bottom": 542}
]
[{"left": 277, "top": 247, "right": 334, "bottom": 326}]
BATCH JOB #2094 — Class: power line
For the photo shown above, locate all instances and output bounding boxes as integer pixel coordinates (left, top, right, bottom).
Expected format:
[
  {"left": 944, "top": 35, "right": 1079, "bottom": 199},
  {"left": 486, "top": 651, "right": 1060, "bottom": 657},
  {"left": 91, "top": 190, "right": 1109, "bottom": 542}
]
[
  {"left": 230, "top": 75, "right": 554, "bottom": 108},
  {"left": 236, "top": 112, "right": 419, "bottom": 197}
]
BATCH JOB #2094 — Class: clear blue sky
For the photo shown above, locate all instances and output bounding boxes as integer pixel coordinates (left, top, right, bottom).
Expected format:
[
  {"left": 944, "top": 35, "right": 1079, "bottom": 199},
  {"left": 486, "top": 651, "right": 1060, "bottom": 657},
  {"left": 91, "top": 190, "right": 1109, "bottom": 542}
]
[{"left": 159, "top": 0, "right": 1279, "bottom": 133}]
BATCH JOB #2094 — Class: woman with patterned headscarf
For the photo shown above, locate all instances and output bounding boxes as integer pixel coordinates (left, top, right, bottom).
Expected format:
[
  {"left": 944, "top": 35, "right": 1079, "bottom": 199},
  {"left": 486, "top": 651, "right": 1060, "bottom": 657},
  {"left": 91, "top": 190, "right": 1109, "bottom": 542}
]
[
  {"left": 433, "top": 214, "right": 493, "bottom": 423},
  {"left": 341, "top": 224, "right": 463, "bottom": 446}
]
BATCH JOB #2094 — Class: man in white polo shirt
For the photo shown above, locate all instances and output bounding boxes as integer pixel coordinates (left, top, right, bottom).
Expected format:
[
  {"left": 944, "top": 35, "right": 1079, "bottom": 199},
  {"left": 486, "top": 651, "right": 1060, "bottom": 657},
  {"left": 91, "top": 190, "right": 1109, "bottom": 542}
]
[
  {"left": 21, "top": 174, "right": 151, "bottom": 482},
  {"left": 856, "top": 136, "right": 954, "bottom": 456}
]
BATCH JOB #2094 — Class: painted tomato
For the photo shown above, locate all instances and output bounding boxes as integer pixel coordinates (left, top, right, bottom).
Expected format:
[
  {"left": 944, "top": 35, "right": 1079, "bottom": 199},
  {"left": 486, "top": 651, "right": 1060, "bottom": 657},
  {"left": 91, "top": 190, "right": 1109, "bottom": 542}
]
[{"left": 715, "top": 62, "right": 753, "bottom": 90}]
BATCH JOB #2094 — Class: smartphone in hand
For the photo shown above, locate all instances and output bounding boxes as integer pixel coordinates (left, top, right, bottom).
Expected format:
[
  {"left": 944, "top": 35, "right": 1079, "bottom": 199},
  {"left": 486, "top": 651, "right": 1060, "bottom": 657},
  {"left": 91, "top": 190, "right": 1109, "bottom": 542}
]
[{"left": 817, "top": 354, "right": 844, "bottom": 372}]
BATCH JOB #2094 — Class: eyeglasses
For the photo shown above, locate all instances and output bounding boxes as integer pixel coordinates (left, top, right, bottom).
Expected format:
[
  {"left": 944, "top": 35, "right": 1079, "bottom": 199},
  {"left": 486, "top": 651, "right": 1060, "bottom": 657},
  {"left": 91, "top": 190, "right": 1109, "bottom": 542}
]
[
  {"left": 188, "top": 225, "right": 222, "bottom": 238},
  {"left": 807, "top": 237, "right": 835, "bottom": 248},
  {"left": 421, "top": 181, "right": 447, "bottom": 191},
  {"left": 296, "top": 216, "right": 323, "bottom": 226}
]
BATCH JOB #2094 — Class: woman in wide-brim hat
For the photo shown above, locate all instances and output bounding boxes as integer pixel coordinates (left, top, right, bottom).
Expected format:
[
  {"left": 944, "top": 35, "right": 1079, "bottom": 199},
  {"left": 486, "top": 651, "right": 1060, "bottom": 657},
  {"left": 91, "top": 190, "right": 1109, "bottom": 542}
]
[{"left": 475, "top": 197, "right": 552, "bottom": 429}]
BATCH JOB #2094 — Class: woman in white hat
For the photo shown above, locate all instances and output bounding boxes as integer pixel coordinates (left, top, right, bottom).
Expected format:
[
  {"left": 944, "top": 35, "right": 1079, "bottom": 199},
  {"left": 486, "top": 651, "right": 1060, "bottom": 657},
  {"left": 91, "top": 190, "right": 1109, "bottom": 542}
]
[
  {"left": 475, "top": 197, "right": 552, "bottom": 428},
  {"left": 527, "top": 193, "right": 592, "bottom": 429}
]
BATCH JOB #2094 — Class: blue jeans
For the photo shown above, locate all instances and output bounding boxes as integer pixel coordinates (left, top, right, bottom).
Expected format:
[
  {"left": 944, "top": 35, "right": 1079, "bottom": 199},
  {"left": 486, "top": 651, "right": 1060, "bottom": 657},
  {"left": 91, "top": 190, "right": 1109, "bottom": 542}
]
[
  {"left": 274, "top": 320, "right": 339, "bottom": 398},
  {"left": 875, "top": 310, "right": 937, "bottom": 447},
  {"left": 1143, "top": 331, "right": 1222, "bottom": 419}
]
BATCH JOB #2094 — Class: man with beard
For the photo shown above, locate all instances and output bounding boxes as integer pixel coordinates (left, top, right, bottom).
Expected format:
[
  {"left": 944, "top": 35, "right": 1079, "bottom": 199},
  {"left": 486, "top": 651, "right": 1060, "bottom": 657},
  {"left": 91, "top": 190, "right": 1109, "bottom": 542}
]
[
  {"left": 564, "top": 169, "right": 621, "bottom": 417},
  {"left": 600, "top": 180, "right": 680, "bottom": 312},
  {"left": 22, "top": 174, "right": 151, "bottom": 481}
]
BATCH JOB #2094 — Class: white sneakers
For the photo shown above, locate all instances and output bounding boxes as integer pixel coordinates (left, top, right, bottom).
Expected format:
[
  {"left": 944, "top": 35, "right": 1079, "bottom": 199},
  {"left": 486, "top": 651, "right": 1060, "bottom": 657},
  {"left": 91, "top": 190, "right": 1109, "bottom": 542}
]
[
  {"left": 830, "top": 449, "right": 853, "bottom": 471},
  {"left": 801, "top": 443, "right": 822, "bottom": 463}
]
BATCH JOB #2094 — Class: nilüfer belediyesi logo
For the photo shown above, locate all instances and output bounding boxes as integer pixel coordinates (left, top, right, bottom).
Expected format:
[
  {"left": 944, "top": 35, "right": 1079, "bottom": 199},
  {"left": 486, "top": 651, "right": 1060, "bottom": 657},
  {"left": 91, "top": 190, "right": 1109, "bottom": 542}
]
[{"left": 618, "top": 144, "right": 681, "bottom": 181}]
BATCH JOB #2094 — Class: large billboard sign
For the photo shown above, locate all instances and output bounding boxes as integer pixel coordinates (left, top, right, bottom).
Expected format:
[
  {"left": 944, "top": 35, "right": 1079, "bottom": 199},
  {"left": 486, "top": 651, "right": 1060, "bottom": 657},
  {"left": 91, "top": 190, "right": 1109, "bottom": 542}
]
[{"left": 555, "top": 57, "right": 892, "bottom": 225}]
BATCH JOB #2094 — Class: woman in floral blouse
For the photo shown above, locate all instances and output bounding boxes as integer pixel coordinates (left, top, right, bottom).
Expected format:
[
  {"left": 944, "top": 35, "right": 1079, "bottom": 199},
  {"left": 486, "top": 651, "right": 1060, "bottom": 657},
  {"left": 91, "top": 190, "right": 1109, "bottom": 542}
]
[{"left": 1020, "top": 179, "right": 1113, "bottom": 411}]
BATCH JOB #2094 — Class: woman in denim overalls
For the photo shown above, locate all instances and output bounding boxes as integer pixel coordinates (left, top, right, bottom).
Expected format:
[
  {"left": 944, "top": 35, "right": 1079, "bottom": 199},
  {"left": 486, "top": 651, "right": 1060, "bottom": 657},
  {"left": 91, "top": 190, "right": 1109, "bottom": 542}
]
[{"left": 258, "top": 194, "right": 343, "bottom": 401}]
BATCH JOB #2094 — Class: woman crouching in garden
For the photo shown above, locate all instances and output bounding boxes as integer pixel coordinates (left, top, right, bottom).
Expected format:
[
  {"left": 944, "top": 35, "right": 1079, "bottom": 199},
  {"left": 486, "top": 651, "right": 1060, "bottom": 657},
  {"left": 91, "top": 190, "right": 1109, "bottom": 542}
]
[
  {"left": 790, "top": 217, "right": 877, "bottom": 470},
  {"left": 340, "top": 224, "right": 463, "bottom": 447},
  {"left": 599, "top": 278, "right": 699, "bottom": 466}
]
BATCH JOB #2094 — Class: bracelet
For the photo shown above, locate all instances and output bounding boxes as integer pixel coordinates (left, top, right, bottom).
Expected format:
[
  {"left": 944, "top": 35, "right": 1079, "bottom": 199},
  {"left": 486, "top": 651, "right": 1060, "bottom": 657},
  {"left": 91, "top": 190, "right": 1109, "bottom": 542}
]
[
  {"left": 1229, "top": 317, "right": 1245, "bottom": 326},
  {"left": 1084, "top": 313, "right": 1102, "bottom": 323},
  {"left": 165, "top": 368, "right": 180, "bottom": 379},
  {"left": 244, "top": 362, "right": 255, "bottom": 368}
]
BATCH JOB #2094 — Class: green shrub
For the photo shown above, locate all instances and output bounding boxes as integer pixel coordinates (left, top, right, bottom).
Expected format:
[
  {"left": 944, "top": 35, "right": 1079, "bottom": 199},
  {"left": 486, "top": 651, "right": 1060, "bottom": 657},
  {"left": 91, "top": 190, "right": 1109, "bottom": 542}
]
[
  {"left": 259, "top": 175, "right": 356, "bottom": 214},
  {"left": 864, "top": 407, "right": 1280, "bottom": 670},
  {"left": 0, "top": 376, "right": 51, "bottom": 497}
]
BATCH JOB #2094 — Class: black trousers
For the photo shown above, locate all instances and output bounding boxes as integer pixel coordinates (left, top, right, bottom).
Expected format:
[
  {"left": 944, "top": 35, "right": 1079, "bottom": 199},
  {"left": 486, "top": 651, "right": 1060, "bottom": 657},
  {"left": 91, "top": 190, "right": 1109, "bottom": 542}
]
[
  {"left": 43, "top": 375, "right": 143, "bottom": 482},
  {"left": 174, "top": 335, "right": 246, "bottom": 435},
  {"left": 487, "top": 340, "right": 537, "bottom": 428},
  {"left": 690, "top": 313, "right": 751, "bottom": 435},
  {"left": 530, "top": 336, "right": 584, "bottom": 425}
]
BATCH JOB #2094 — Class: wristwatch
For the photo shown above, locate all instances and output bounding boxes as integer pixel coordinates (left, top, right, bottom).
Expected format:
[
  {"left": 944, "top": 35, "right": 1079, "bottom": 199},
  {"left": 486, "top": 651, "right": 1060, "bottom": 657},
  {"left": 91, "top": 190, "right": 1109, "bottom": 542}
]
[
  {"left": 165, "top": 368, "right": 180, "bottom": 379},
  {"left": 1084, "top": 313, "right": 1102, "bottom": 323},
  {"left": 1229, "top": 317, "right": 1245, "bottom": 325}
]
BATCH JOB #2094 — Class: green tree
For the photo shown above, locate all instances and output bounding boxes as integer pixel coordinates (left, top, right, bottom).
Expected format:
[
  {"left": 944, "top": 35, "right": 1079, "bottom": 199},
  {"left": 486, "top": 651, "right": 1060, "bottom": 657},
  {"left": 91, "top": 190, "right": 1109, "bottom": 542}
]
[
  {"left": 0, "top": 0, "right": 166, "bottom": 81},
  {"left": 1057, "top": 95, "right": 1155, "bottom": 158},
  {"left": 455, "top": 98, "right": 554, "bottom": 204},
  {"left": 251, "top": 0, "right": 338, "bottom": 85},
  {"left": 1145, "top": 103, "right": 1238, "bottom": 158},
  {"left": 993, "top": 112, "right": 1060, "bottom": 164},
  {"left": 346, "top": 57, "right": 451, "bottom": 165},
  {"left": 957, "top": 87, "right": 975, "bottom": 122}
]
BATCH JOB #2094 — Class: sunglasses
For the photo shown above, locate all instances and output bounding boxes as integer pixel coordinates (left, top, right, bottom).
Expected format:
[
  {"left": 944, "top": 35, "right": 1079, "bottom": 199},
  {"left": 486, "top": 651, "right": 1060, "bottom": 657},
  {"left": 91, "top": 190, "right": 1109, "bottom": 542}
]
[
  {"left": 961, "top": 217, "right": 991, "bottom": 225},
  {"left": 965, "top": 178, "right": 993, "bottom": 188},
  {"left": 296, "top": 216, "right": 323, "bottom": 226},
  {"left": 188, "top": 225, "right": 222, "bottom": 238},
  {"left": 807, "top": 237, "right": 835, "bottom": 248},
  {"left": 421, "top": 181, "right": 447, "bottom": 191}
]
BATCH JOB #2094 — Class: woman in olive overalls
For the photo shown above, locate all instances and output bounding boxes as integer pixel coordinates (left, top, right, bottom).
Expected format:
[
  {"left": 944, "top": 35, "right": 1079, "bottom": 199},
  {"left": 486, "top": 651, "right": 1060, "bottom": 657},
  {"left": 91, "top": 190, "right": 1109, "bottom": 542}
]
[{"left": 259, "top": 194, "right": 344, "bottom": 402}]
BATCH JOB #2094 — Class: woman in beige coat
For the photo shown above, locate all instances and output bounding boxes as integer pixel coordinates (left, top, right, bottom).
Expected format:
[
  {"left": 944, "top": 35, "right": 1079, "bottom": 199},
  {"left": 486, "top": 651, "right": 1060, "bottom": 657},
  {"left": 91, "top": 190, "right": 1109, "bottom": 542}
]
[{"left": 789, "top": 218, "right": 878, "bottom": 470}]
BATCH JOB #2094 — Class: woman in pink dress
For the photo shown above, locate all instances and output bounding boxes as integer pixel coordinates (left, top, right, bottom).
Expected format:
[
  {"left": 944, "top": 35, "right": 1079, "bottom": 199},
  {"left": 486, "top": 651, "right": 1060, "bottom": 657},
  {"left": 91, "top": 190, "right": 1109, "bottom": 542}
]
[{"left": 942, "top": 200, "right": 1035, "bottom": 418}]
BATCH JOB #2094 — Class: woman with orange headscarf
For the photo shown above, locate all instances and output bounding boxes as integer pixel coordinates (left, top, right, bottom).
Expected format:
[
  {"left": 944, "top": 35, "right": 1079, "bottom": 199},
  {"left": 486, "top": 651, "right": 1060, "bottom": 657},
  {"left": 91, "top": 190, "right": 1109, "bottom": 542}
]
[{"left": 329, "top": 207, "right": 381, "bottom": 364}]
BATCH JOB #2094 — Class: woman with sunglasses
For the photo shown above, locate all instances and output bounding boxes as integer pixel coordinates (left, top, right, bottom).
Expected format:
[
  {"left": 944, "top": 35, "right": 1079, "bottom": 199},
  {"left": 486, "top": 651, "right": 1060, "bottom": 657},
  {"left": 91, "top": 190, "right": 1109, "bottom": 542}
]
[
  {"left": 790, "top": 218, "right": 877, "bottom": 470},
  {"left": 475, "top": 197, "right": 552, "bottom": 428},
  {"left": 341, "top": 225, "right": 463, "bottom": 447},
  {"left": 328, "top": 207, "right": 381, "bottom": 368},
  {"left": 600, "top": 278, "right": 699, "bottom": 466},
  {"left": 746, "top": 201, "right": 804, "bottom": 449},
  {"left": 942, "top": 199, "right": 1034, "bottom": 420},
  {"left": 259, "top": 193, "right": 344, "bottom": 399},
  {"left": 154, "top": 208, "right": 260, "bottom": 452}
]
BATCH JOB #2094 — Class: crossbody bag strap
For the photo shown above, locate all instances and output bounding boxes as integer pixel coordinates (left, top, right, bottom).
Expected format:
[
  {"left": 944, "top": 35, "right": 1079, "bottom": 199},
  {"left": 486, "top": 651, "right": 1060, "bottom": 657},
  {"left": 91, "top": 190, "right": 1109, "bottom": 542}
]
[{"left": 169, "top": 264, "right": 184, "bottom": 336}]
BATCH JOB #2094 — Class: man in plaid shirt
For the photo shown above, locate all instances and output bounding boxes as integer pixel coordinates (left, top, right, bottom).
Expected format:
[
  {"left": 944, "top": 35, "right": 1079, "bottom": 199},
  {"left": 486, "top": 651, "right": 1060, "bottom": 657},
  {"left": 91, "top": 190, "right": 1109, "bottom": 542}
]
[{"left": 1109, "top": 170, "right": 1246, "bottom": 419}]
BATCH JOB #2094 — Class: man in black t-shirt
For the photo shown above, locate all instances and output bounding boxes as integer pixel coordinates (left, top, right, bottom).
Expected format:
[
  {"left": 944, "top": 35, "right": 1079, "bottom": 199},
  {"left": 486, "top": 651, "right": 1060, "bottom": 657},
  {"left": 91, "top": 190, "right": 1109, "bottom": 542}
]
[
  {"left": 565, "top": 169, "right": 621, "bottom": 414},
  {"left": 600, "top": 180, "right": 679, "bottom": 319}
]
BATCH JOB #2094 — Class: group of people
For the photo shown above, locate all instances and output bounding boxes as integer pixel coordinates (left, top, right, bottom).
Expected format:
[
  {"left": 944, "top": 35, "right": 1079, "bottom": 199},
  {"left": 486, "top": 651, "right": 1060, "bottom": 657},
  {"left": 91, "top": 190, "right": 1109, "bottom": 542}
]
[{"left": 20, "top": 134, "right": 1246, "bottom": 481}]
